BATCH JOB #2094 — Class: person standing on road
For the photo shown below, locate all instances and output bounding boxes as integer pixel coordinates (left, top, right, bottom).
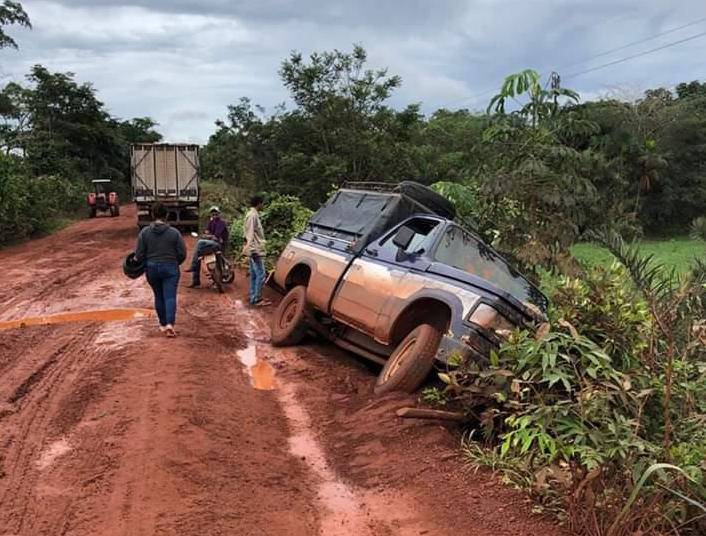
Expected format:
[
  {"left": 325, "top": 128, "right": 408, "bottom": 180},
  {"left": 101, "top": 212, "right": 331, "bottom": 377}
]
[
  {"left": 135, "top": 202, "right": 186, "bottom": 337},
  {"left": 243, "top": 195, "right": 271, "bottom": 307},
  {"left": 186, "top": 206, "right": 229, "bottom": 288}
]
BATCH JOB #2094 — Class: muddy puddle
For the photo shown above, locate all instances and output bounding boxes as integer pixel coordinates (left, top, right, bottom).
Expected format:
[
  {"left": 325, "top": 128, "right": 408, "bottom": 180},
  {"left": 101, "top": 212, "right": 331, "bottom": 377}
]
[
  {"left": 236, "top": 341, "right": 278, "bottom": 390},
  {"left": 0, "top": 308, "right": 153, "bottom": 331}
]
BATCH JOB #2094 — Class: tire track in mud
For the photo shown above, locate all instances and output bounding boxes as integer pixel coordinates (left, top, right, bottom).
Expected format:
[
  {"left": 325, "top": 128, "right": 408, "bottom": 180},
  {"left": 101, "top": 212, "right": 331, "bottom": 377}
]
[
  {"left": 227, "top": 297, "right": 442, "bottom": 536},
  {"left": 0, "top": 324, "right": 107, "bottom": 534}
]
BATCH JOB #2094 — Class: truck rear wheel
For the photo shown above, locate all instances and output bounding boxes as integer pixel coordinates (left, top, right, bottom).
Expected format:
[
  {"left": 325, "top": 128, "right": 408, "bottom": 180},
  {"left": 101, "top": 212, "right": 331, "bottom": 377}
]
[
  {"left": 374, "top": 323, "right": 442, "bottom": 395},
  {"left": 271, "top": 285, "right": 308, "bottom": 347}
]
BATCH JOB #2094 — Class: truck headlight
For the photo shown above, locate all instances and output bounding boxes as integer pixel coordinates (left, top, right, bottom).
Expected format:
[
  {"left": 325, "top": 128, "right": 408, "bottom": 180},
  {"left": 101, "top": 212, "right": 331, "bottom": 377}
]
[{"left": 468, "top": 304, "right": 514, "bottom": 334}]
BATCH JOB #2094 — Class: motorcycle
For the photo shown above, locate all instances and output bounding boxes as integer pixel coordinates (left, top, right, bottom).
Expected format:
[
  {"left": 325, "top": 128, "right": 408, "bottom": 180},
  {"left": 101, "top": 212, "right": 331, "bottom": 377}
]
[{"left": 191, "top": 233, "right": 235, "bottom": 293}]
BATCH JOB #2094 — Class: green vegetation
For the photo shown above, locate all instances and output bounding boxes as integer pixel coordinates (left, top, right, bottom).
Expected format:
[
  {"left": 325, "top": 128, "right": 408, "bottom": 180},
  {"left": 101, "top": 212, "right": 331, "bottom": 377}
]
[
  {"left": 228, "top": 194, "right": 312, "bottom": 268},
  {"left": 2, "top": 7, "right": 705, "bottom": 531},
  {"left": 0, "top": 4, "right": 162, "bottom": 246},
  {"left": 572, "top": 239, "right": 706, "bottom": 274}
]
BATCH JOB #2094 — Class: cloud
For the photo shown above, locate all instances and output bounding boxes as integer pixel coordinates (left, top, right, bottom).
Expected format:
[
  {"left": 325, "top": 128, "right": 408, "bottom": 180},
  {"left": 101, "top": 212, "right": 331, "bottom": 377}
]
[{"left": 1, "top": 0, "right": 705, "bottom": 142}]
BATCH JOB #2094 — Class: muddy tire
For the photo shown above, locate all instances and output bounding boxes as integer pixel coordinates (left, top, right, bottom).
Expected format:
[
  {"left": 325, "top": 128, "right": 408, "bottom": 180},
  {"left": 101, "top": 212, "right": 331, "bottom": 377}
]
[
  {"left": 213, "top": 262, "right": 225, "bottom": 293},
  {"left": 374, "top": 324, "right": 442, "bottom": 395},
  {"left": 271, "top": 285, "right": 308, "bottom": 347},
  {"left": 222, "top": 267, "right": 235, "bottom": 284}
]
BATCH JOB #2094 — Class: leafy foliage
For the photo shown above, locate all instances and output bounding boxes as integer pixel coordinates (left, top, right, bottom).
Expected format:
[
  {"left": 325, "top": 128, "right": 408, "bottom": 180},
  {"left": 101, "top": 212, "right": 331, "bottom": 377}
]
[
  {"left": 0, "top": 153, "right": 82, "bottom": 241},
  {"left": 0, "top": 61, "right": 162, "bottom": 244},
  {"left": 0, "top": 0, "right": 30, "bottom": 50},
  {"left": 440, "top": 251, "right": 705, "bottom": 534},
  {"left": 228, "top": 194, "right": 312, "bottom": 267}
]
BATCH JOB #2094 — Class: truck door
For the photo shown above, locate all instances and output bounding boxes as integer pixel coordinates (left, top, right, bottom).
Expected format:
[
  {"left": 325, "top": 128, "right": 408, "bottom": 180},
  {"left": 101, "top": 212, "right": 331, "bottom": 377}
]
[{"left": 331, "top": 218, "right": 439, "bottom": 339}]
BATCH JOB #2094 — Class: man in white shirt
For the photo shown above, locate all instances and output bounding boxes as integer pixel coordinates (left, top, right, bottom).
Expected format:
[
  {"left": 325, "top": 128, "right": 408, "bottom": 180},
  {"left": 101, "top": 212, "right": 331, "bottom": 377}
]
[{"left": 243, "top": 194, "right": 271, "bottom": 306}]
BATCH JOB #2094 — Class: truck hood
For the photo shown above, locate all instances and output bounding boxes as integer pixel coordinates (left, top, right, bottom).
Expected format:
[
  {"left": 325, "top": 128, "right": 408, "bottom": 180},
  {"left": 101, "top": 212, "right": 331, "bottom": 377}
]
[{"left": 426, "top": 262, "right": 548, "bottom": 319}]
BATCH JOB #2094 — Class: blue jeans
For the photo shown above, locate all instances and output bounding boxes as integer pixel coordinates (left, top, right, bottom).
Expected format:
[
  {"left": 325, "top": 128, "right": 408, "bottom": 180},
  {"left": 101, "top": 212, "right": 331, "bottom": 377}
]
[
  {"left": 146, "top": 262, "right": 180, "bottom": 326},
  {"left": 249, "top": 254, "right": 266, "bottom": 305},
  {"left": 190, "top": 239, "right": 221, "bottom": 282}
]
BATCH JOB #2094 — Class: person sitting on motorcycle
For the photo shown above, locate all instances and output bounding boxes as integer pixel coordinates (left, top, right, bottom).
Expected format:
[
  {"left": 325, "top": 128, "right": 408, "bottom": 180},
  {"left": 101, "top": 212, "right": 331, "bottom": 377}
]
[{"left": 187, "top": 206, "right": 229, "bottom": 288}]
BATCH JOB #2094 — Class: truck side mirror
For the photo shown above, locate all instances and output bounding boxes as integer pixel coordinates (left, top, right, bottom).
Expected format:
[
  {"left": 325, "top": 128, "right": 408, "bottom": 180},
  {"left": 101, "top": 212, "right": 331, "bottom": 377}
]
[{"left": 392, "top": 226, "right": 415, "bottom": 251}]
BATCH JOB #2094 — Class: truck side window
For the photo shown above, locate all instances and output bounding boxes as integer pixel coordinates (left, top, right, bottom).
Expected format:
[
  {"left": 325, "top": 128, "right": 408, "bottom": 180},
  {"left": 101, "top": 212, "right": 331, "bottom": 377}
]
[{"left": 378, "top": 219, "right": 439, "bottom": 257}]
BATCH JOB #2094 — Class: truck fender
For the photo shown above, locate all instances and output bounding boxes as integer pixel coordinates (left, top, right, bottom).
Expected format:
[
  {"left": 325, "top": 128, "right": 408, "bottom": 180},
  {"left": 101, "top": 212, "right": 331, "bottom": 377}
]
[
  {"left": 380, "top": 289, "right": 465, "bottom": 346},
  {"left": 283, "top": 261, "right": 314, "bottom": 290}
]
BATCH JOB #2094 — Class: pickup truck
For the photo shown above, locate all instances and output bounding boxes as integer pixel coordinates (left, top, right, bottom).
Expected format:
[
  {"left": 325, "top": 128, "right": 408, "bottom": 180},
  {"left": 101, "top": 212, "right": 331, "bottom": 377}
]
[{"left": 270, "top": 182, "right": 548, "bottom": 395}]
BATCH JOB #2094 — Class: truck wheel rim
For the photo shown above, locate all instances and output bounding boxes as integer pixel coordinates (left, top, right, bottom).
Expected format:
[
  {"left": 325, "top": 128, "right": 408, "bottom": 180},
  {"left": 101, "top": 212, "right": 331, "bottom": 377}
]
[
  {"left": 279, "top": 297, "right": 299, "bottom": 329},
  {"left": 383, "top": 337, "right": 416, "bottom": 382}
]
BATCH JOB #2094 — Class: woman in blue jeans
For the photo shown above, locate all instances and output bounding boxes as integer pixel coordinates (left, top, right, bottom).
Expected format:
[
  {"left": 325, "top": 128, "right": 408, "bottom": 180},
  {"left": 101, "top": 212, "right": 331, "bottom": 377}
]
[{"left": 135, "top": 203, "right": 186, "bottom": 337}]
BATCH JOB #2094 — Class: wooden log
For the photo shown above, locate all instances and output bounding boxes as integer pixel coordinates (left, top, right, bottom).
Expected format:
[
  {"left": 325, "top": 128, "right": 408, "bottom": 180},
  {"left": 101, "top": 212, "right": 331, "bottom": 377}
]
[{"left": 395, "top": 407, "right": 468, "bottom": 422}]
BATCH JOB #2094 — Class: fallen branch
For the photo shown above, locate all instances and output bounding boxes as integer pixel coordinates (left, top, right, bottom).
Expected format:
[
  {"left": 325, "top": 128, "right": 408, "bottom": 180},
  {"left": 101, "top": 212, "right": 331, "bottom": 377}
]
[{"left": 395, "top": 407, "right": 469, "bottom": 422}]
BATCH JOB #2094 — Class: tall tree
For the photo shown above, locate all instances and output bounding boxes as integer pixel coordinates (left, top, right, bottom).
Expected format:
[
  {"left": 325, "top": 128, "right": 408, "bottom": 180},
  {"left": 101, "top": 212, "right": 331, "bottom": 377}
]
[{"left": 0, "top": 0, "right": 30, "bottom": 49}]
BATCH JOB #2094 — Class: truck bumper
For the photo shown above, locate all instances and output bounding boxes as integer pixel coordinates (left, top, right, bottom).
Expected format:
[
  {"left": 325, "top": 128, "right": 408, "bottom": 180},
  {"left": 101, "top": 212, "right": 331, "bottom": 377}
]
[{"left": 434, "top": 328, "right": 494, "bottom": 365}]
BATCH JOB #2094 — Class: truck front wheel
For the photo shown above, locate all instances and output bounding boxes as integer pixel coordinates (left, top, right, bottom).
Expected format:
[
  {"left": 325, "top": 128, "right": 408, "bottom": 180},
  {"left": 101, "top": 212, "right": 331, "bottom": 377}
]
[
  {"left": 374, "top": 324, "right": 442, "bottom": 395},
  {"left": 271, "top": 285, "right": 308, "bottom": 347}
]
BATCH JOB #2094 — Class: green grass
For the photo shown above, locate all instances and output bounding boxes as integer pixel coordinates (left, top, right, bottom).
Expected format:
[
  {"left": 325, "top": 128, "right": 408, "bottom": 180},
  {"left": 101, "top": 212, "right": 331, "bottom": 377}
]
[{"left": 571, "top": 237, "right": 706, "bottom": 274}]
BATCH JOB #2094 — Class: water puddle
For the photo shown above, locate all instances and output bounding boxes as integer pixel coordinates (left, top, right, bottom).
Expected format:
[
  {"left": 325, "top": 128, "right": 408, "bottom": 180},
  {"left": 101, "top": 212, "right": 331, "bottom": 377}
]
[
  {"left": 0, "top": 308, "right": 153, "bottom": 331},
  {"left": 37, "top": 438, "right": 71, "bottom": 470},
  {"left": 236, "top": 341, "right": 278, "bottom": 391}
]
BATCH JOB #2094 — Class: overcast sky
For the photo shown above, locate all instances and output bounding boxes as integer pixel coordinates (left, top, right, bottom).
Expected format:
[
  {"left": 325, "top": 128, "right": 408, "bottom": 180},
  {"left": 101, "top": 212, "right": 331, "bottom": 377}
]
[{"left": 1, "top": 0, "right": 705, "bottom": 143}]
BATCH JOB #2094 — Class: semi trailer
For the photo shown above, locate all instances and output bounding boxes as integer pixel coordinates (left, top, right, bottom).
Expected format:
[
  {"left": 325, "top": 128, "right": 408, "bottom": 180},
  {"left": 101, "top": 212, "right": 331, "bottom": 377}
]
[{"left": 130, "top": 143, "right": 200, "bottom": 229}]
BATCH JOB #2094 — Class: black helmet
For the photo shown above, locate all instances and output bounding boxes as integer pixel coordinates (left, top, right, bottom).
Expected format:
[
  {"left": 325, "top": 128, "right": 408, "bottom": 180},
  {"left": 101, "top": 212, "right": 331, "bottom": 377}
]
[{"left": 122, "top": 252, "right": 144, "bottom": 279}]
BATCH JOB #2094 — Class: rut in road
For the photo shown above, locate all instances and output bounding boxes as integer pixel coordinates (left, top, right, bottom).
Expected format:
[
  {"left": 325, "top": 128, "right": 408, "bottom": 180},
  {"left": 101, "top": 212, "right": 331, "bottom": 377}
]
[{"left": 0, "top": 206, "right": 565, "bottom": 536}]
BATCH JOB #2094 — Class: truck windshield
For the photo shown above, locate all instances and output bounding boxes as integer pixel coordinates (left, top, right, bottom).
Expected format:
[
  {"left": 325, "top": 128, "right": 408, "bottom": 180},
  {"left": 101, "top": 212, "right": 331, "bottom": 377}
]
[{"left": 434, "top": 225, "right": 545, "bottom": 308}]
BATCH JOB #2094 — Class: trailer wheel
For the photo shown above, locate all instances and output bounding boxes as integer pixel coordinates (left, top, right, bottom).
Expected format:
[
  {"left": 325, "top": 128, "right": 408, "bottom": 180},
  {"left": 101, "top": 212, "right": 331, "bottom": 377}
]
[
  {"left": 374, "top": 323, "right": 442, "bottom": 395},
  {"left": 271, "top": 285, "right": 308, "bottom": 347}
]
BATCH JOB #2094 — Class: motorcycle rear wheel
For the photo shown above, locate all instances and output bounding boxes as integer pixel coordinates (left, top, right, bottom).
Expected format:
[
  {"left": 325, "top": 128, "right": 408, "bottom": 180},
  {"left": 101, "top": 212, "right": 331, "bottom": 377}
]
[{"left": 213, "top": 262, "right": 225, "bottom": 293}]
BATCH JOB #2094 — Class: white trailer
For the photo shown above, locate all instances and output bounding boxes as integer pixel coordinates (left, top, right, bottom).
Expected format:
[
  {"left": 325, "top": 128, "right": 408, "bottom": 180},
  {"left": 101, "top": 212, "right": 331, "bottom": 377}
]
[{"left": 130, "top": 143, "right": 200, "bottom": 228}]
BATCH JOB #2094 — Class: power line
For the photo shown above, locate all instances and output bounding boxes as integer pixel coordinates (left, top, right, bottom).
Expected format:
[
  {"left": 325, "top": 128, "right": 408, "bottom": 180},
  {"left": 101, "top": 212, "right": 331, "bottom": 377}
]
[
  {"left": 442, "top": 16, "right": 706, "bottom": 109},
  {"left": 565, "top": 30, "right": 706, "bottom": 79},
  {"left": 559, "top": 16, "right": 706, "bottom": 71}
]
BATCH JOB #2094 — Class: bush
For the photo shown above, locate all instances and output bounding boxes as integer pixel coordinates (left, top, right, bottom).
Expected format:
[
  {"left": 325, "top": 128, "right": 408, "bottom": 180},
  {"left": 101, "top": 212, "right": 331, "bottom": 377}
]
[
  {"left": 199, "top": 180, "right": 248, "bottom": 223},
  {"left": 0, "top": 154, "right": 83, "bottom": 245},
  {"left": 443, "top": 257, "right": 706, "bottom": 534},
  {"left": 229, "top": 193, "right": 312, "bottom": 266},
  {"left": 690, "top": 216, "right": 706, "bottom": 241}
]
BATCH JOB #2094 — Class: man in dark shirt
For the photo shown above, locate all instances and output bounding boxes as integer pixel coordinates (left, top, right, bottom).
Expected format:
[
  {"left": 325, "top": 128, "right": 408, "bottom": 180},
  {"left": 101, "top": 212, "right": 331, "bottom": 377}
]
[{"left": 187, "top": 206, "right": 229, "bottom": 288}]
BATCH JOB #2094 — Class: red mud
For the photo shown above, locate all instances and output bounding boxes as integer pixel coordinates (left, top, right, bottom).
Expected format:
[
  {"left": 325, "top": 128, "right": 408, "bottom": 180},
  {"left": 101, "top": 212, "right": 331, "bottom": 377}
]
[{"left": 0, "top": 205, "right": 567, "bottom": 535}]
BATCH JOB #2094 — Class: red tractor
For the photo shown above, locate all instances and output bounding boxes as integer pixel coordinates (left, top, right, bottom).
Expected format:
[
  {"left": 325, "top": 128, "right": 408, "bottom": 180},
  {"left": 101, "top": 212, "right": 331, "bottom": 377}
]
[{"left": 87, "top": 179, "right": 120, "bottom": 218}]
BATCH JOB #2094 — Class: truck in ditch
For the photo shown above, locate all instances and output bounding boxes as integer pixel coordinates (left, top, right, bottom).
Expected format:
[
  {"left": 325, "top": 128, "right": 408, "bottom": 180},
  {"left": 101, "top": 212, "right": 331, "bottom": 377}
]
[
  {"left": 130, "top": 143, "right": 200, "bottom": 229},
  {"left": 270, "top": 181, "right": 548, "bottom": 395}
]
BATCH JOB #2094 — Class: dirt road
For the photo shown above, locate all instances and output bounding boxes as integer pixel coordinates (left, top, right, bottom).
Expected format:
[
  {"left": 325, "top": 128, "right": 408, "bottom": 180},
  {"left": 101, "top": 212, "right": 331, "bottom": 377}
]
[{"left": 0, "top": 207, "right": 564, "bottom": 536}]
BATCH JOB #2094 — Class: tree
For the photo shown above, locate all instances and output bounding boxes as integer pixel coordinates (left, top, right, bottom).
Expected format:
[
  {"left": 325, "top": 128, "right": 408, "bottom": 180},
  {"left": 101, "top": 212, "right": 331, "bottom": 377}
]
[
  {"left": 0, "top": 0, "right": 30, "bottom": 50},
  {"left": 487, "top": 69, "right": 579, "bottom": 127},
  {"left": 118, "top": 117, "right": 163, "bottom": 144}
]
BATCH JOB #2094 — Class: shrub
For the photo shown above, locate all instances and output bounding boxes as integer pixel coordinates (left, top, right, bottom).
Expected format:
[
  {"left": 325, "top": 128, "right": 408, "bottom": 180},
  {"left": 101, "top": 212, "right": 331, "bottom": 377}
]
[
  {"left": 690, "top": 216, "right": 706, "bottom": 241},
  {"left": 443, "top": 254, "right": 706, "bottom": 534},
  {"left": 229, "top": 193, "right": 312, "bottom": 266},
  {"left": 199, "top": 180, "right": 248, "bottom": 223},
  {"left": 0, "top": 154, "right": 83, "bottom": 245}
]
